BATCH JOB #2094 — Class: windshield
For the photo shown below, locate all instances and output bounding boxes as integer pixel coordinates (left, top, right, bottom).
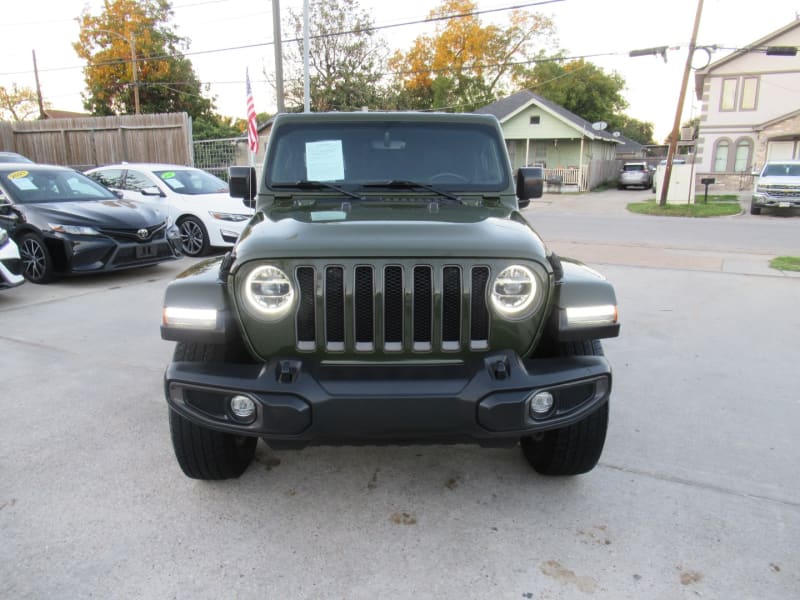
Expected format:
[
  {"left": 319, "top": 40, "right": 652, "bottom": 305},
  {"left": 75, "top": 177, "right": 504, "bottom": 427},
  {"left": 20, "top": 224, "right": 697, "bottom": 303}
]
[
  {"left": 153, "top": 169, "right": 229, "bottom": 195},
  {"left": 762, "top": 163, "right": 800, "bottom": 177},
  {"left": 623, "top": 164, "right": 646, "bottom": 172},
  {"left": 0, "top": 168, "right": 117, "bottom": 204},
  {"left": 265, "top": 122, "right": 509, "bottom": 192}
]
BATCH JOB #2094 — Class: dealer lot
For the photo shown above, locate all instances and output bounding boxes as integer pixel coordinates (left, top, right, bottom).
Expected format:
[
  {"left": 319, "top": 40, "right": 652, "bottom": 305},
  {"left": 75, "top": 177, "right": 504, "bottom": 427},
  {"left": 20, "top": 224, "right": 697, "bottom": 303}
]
[{"left": 1, "top": 190, "right": 798, "bottom": 599}]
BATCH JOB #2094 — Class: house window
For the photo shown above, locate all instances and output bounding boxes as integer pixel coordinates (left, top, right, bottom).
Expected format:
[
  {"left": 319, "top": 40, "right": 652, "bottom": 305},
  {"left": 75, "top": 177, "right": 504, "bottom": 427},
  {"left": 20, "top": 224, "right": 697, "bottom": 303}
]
[
  {"left": 529, "top": 116, "right": 540, "bottom": 125},
  {"left": 720, "top": 79, "right": 737, "bottom": 111},
  {"left": 740, "top": 77, "right": 758, "bottom": 110},
  {"left": 734, "top": 138, "right": 753, "bottom": 172},
  {"left": 714, "top": 139, "right": 730, "bottom": 172}
]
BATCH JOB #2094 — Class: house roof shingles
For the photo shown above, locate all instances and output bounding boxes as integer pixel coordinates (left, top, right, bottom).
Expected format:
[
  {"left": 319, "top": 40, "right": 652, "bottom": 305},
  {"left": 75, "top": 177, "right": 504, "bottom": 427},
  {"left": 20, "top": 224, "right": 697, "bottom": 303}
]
[{"left": 475, "top": 89, "right": 619, "bottom": 143}]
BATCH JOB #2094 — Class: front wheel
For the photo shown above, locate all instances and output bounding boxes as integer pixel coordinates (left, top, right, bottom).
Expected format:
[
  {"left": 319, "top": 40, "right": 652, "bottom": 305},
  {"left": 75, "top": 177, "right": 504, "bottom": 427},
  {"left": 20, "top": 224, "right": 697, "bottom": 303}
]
[
  {"left": 750, "top": 202, "right": 762, "bottom": 215},
  {"left": 520, "top": 340, "right": 609, "bottom": 475},
  {"left": 168, "top": 342, "right": 257, "bottom": 479},
  {"left": 19, "top": 233, "right": 55, "bottom": 283},
  {"left": 178, "top": 216, "right": 209, "bottom": 257}
]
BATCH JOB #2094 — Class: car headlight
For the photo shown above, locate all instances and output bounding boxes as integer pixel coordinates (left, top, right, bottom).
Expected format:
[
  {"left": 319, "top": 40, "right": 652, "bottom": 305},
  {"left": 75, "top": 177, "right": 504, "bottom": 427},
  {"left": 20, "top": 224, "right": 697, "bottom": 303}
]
[
  {"left": 0, "top": 228, "right": 8, "bottom": 247},
  {"left": 755, "top": 185, "right": 768, "bottom": 193},
  {"left": 490, "top": 265, "right": 537, "bottom": 318},
  {"left": 48, "top": 223, "right": 100, "bottom": 235},
  {"left": 210, "top": 211, "right": 250, "bottom": 222},
  {"left": 242, "top": 265, "right": 294, "bottom": 320}
]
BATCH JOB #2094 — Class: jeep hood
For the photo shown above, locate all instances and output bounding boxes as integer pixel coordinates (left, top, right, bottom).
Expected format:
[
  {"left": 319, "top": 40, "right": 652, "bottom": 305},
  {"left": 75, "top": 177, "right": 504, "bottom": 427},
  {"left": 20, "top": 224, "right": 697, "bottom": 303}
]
[{"left": 233, "top": 209, "right": 548, "bottom": 262}]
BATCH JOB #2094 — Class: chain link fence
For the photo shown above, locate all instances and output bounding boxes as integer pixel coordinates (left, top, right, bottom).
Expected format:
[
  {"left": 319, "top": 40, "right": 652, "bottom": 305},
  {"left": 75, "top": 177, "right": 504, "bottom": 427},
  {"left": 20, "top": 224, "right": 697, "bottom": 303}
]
[{"left": 192, "top": 137, "right": 247, "bottom": 181}]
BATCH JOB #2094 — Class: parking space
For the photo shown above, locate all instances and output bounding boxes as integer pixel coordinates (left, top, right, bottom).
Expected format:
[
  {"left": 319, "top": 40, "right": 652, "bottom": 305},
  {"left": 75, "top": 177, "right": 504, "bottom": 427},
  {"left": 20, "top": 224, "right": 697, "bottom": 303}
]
[{"left": 2, "top": 199, "right": 799, "bottom": 598}]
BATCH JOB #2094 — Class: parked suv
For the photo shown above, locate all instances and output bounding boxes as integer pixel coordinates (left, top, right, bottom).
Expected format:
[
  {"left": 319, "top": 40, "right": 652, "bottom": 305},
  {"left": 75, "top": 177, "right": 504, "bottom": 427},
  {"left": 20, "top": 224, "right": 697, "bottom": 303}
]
[
  {"left": 160, "top": 112, "right": 620, "bottom": 480},
  {"left": 618, "top": 161, "right": 652, "bottom": 190},
  {"left": 750, "top": 161, "right": 800, "bottom": 215}
]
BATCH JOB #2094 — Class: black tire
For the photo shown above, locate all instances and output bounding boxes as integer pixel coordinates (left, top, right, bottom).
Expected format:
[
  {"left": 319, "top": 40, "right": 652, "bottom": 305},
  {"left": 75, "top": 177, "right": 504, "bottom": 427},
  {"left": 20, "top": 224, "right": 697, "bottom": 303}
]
[
  {"left": 18, "top": 233, "right": 55, "bottom": 283},
  {"left": 168, "top": 342, "right": 257, "bottom": 479},
  {"left": 520, "top": 339, "right": 609, "bottom": 475},
  {"left": 178, "top": 216, "right": 209, "bottom": 257},
  {"left": 750, "top": 203, "right": 762, "bottom": 215}
]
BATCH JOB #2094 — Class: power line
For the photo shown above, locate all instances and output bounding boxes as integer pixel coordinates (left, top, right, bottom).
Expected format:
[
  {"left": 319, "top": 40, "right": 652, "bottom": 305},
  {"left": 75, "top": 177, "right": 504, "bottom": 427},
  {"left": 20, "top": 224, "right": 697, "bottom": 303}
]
[{"left": 0, "top": 0, "right": 565, "bottom": 76}]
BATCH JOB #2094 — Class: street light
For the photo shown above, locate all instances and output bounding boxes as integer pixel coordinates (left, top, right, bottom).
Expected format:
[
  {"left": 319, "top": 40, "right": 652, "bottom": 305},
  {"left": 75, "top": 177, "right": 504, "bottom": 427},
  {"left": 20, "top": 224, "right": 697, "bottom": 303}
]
[{"left": 95, "top": 29, "right": 140, "bottom": 115}]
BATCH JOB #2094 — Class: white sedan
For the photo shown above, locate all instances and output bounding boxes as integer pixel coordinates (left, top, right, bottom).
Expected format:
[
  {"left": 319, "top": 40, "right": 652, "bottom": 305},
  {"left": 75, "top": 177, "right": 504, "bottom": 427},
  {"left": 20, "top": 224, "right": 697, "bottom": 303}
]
[
  {"left": 86, "top": 163, "right": 254, "bottom": 256},
  {"left": 0, "top": 227, "right": 25, "bottom": 289}
]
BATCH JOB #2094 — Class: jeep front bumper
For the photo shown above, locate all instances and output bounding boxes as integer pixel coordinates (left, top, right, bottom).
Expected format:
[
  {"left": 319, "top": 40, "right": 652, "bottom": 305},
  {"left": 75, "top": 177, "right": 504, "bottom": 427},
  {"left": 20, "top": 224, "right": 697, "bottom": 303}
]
[{"left": 164, "top": 350, "right": 611, "bottom": 446}]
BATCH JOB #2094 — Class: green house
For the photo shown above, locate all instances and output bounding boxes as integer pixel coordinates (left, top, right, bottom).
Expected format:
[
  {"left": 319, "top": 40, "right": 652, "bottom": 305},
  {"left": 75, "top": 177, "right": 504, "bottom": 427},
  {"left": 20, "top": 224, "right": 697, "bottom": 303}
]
[{"left": 475, "top": 90, "right": 621, "bottom": 191}]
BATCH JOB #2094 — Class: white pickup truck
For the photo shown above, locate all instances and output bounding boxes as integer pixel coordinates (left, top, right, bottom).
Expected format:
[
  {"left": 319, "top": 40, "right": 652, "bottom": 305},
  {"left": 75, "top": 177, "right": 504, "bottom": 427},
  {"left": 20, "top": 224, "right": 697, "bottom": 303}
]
[{"left": 751, "top": 161, "right": 800, "bottom": 215}]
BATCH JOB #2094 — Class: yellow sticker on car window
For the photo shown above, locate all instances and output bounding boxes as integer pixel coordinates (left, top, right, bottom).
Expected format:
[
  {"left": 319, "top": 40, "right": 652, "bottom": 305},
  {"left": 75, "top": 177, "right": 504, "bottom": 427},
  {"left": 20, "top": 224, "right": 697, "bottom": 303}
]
[
  {"left": 7, "top": 170, "right": 29, "bottom": 180},
  {"left": 160, "top": 172, "right": 176, "bottom": 179}
]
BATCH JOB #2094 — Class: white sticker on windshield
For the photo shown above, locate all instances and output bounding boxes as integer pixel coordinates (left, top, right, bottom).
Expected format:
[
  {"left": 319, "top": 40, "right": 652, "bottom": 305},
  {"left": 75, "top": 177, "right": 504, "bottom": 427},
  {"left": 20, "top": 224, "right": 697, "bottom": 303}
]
[{"left": 306, "top": 140, "right": 344, "bottom": 181}]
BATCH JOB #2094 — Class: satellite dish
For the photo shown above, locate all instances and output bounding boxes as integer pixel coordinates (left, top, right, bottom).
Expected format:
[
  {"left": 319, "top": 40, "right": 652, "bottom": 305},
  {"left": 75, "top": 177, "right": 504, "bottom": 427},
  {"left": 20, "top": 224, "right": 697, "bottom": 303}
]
[
  {"left": 612, "top": 131, "right": 621, "bottom": 137},
  {"left": 591, "top": 121, "right": 608, "bottom": 131}
]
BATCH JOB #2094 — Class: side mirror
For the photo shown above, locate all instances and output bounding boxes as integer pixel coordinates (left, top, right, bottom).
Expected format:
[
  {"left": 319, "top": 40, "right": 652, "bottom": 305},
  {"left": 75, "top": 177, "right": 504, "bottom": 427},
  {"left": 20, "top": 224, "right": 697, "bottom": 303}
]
[
  {"left": 516, "top": 167, "right": 544, "bottom": 202},
  {"left": 229, "top": 166, "right": 257, "bottom": 208},
  {"left": 141, "top": 186, "right": 165, "bottom": 197}
]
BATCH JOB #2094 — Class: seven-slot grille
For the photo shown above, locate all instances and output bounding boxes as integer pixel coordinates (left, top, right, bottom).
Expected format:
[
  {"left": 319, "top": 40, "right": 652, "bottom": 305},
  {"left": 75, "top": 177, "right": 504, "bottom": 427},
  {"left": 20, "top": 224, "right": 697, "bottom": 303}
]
[{"left": 294, "top": 263, "right": 491, "bottom": 353}]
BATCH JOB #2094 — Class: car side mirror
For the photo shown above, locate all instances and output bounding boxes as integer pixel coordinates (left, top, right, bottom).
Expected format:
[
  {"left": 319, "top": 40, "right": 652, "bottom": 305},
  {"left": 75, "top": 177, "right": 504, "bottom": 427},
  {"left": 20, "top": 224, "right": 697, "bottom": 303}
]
[
  {"left": 229, "top": 166, "right": 257, "bottom": 208},
  {"left": 516, "top": 167, "right": 544, "bottom": 202},
  {"left": 112, "top": 190, "right": 124, "bottom": 199},
  {"left": 141, "top": 186, "right": 165, "bottom": 197}
]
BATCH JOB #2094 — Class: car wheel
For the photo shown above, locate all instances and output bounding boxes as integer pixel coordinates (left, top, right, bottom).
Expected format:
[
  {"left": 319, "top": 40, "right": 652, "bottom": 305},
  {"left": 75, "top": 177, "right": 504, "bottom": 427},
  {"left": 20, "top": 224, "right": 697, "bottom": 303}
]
[
  {"left": 520, "top": 339, "right": 609, "bottom": 475},
  {"left": 19, "top": 233, "right": 55, "bottom": 284},
  {"left": 178, "top": 216, "right": 209, "bottom": 257},
  {"left": 168, "top": 341, "right": 257, "bottom": 480},
  {"left": 750, "top": 203, "right": 762, "bottom": 215}
]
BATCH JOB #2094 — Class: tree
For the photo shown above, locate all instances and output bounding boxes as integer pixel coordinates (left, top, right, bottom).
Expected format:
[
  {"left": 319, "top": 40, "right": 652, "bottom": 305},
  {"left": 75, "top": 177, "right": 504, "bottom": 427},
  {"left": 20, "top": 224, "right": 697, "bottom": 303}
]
[
  {"left": 515, "top": 57, "right": 655, "bottom": 143},
  {"left": 516, "top": 58, "right": 628, "bottom": 124},
  {"left": 0, "top": 84, "right": 43, "bottom": 121},
  {"left": 283, "top": 0, "right": 387, "bottom": 112},
  {"left": 389, "top": 0, "right": 555, "bottom": 111},
  {"left": 74, "top": 0, "right": 213, "bottom": 118},
  {"left": 609, "top": 115, "right": 655, "bottom": 145}
]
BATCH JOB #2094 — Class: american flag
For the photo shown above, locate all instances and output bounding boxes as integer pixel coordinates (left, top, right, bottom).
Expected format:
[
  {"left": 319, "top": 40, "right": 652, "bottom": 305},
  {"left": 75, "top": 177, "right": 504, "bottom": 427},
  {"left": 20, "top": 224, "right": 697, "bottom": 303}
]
[{"left": 246, "top": 68, "right": 258, "bottom": 154}]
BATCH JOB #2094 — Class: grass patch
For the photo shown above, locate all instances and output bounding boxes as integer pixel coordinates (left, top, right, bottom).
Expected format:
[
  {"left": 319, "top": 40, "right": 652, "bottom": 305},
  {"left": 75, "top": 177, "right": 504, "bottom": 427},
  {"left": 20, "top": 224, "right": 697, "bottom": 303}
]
[
  {"left": 627, "top": 199, "right": 741, "bottom": 217},
  {"left": 770, "top": 256, "right": 800, "bottom": 272}
]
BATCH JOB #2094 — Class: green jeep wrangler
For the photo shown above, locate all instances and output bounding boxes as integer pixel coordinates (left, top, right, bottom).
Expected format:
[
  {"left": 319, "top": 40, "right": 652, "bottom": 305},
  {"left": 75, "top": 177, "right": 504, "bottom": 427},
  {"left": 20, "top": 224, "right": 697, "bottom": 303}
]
[{"left": 161, "top": 112, "right": 620, "bottom": 480}]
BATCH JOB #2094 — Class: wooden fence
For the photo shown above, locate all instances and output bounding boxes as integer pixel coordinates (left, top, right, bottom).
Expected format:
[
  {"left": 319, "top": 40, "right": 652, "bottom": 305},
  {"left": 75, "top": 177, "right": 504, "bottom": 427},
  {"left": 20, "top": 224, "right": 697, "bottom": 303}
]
[{"left": 0, "top": 113, "right": 192, "bottom": 170}]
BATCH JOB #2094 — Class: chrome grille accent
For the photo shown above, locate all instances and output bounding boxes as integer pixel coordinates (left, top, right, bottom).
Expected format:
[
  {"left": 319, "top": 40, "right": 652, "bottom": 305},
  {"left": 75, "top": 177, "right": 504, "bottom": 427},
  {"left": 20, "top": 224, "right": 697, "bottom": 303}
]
[{"left": 294, "top": 262, "right": 491, "bottom": 353}]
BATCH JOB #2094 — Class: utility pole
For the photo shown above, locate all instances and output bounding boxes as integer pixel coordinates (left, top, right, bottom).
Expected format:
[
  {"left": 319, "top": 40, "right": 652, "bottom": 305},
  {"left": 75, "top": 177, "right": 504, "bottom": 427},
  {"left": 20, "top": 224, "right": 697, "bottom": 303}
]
[
  {"left": 130, "top": 32, "right": 140, "bottom": 115},
  {"left": 272, "top": 0, "right": 285, "bottom": 113},
  {"left": 660, "top": 0, "right": 704, "bottom": 205},
  {"left": 32, "top": 50, "right": 46, "bottom": 119},
  {"left": 303, "top": 0, "right": 310, "bottom": 112}
]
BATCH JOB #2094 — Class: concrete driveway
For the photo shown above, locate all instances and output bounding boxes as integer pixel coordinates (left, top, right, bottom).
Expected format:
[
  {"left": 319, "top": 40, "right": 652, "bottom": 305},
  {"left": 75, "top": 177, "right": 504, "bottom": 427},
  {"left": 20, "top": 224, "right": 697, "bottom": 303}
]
[{"left": 1, "top": 195, "right": 798, "bottom": 599}]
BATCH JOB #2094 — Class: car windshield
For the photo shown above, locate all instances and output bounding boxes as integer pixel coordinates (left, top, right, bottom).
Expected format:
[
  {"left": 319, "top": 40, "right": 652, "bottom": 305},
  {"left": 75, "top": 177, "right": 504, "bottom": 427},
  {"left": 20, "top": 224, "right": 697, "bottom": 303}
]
[
  {"left": 623, "top": 164, "right": 646, "bottom": 172},
  {"left": 762, "top": 163, "right": 800, "bottom": 177},
  {"left": 152, "top": 169, "right": 229, "bottom": 195},
  {"left": 0, "top": 168, "right": 117, "bottom": 204},
  {"left": 265, "top": 121, "right": 508, "bottom": 192}
]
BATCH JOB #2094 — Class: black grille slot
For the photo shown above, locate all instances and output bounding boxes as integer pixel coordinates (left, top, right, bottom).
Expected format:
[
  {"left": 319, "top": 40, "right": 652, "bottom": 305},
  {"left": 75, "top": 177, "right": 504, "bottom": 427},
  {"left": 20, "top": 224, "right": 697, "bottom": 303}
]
[
  {"left": 384, "top": 266, "right": 403, "bottom": 348},
  {"left": 470, "top": 267, "right": 490, "bottom": 346},
  {"left": 442, "top": 267, "right": 461, "bottom": 347},
  {"left": 413, "top": 266, "right": 433, "bottom": 349},
  {"left": 325, "top": 267, "right": 345, "bottom": 349},
  {"left": 296, "top": 267, "right": 316, "bottom": 346},
  {"left": 354, "top": 266, "right": 374, "bottom": 349}
]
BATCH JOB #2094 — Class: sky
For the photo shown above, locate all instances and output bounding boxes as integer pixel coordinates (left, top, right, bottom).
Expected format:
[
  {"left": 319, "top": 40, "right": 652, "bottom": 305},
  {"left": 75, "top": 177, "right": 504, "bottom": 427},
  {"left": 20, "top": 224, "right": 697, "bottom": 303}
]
[{"left": 1, "top": 0, "right": 798, "bottom": 141}]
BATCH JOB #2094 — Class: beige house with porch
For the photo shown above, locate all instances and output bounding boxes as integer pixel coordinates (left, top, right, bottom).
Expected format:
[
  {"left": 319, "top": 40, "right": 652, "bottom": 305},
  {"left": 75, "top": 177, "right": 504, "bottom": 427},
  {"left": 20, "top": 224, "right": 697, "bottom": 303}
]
[
  {"left": 475, "top": 90, "right": 620, "bottom": 191},
  {"left": 694, "top": 19, "right": 800, "bottom": 190}
]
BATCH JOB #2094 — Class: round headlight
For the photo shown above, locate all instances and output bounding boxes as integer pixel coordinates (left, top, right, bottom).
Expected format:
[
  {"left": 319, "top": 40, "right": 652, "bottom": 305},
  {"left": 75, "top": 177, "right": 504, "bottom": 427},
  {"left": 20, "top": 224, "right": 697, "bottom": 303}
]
[
  {"left": 243, "top": 265, "right": 294, "bottom": 319},
  {"left": 490, "top": 265, "right": 537, "bottom": 318}
]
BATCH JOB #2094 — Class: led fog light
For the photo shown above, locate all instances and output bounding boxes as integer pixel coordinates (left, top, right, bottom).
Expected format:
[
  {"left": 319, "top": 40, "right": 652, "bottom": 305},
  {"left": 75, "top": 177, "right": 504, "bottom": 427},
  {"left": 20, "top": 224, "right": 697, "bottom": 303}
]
[
  {"left": 529, "top": 391, "right": 554, "bottom": 418},
  {"left": 230, "top": 395, "right": 256, "bottom": 421}
]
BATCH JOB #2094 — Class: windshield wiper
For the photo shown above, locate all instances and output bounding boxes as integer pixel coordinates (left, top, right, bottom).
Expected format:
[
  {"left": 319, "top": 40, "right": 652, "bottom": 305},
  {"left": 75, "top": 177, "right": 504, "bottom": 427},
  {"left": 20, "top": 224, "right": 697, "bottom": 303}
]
[
  {"left": 272, "top": 180, "right": 365, "bottom": 201},
  {"left": 361, "top": 180, "right": 463, "bottom": 204}
]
